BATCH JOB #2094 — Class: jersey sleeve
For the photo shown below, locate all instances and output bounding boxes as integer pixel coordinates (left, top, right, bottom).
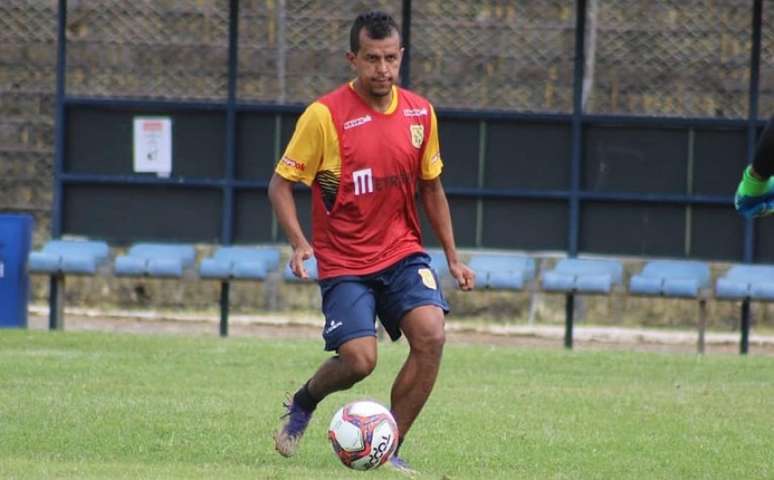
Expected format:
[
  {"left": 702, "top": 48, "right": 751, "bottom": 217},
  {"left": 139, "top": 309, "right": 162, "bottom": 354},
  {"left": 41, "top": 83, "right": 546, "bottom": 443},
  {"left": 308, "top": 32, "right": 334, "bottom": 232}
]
[
  {"left": 275, "top": 102, "right": 331, "bottom": 186},
  {"left": 420, "top": 105, "right": 444, "bottom": 180}
]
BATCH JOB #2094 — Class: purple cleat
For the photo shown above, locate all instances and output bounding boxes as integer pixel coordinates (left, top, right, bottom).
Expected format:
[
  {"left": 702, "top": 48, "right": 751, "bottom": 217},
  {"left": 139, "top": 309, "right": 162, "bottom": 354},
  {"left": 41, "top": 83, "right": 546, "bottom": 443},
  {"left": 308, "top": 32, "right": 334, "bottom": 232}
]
[
  {"left": 387, "top": 455, "right": 418, "bottom": 476},
  {"left": 274, "top": 400, "right": 313, "bottom": 457}
]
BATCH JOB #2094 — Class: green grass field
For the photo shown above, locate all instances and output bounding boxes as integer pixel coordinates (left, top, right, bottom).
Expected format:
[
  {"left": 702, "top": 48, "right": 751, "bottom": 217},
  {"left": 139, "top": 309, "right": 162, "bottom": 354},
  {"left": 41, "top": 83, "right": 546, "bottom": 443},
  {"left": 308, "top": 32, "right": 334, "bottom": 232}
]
[{"left": 1, "top": 330, "right": 773, "bottom": 479}]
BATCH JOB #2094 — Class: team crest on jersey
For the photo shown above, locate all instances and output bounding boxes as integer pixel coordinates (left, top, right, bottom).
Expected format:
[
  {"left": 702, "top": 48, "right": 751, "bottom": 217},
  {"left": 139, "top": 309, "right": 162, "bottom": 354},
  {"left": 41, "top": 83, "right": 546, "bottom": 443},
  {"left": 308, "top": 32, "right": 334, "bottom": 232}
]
[{"left": 410, "top": 124, "right": 424, "bottom": 149}]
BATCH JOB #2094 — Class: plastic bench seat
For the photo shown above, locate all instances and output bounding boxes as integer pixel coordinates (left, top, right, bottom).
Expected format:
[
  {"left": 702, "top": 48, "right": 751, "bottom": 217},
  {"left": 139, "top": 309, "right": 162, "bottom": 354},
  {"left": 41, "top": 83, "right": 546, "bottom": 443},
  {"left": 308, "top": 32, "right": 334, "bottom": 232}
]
[
  {"left": 199, "top": 246, "right": 282, "bottom": 336},
  {"left": 29, "top": 240, "right": 109, "bottom": 275},
  {"left": 115, "top": 243, "right": 196, "bottom": 278},
  {"left": 716, "top": 265, "right": 774, "bottom": 301},
  {"left": 199, "top": 246, "right": 281, "bottom": 280},
  {"left": 28, "top": 239, "right": 111, "bottom": 330},
  {"left": 716, "top": 264, "right": 774, "bottom": 354},
  {"left": 541, "top": 258, "right": 623, "bottom": 294},
  {"left": 629, "top": 260, "right": 711, "bottom": 353},
  {"left": 630, "top": 260, "right": 710, "bottom": 298},
  {"left": 541, "top": 258, "right": 623, "bottom": 349},
  {"left": 469, "top": 254, "right": 536, "bottom": 290}
]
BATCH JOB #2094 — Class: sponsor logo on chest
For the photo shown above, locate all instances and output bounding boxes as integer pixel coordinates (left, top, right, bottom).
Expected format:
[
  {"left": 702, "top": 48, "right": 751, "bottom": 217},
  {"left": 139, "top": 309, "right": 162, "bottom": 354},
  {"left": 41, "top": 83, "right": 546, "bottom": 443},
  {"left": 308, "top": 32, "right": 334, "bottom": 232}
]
[{"left": 343, "top": 115, "right": 372, "bottom": 130}]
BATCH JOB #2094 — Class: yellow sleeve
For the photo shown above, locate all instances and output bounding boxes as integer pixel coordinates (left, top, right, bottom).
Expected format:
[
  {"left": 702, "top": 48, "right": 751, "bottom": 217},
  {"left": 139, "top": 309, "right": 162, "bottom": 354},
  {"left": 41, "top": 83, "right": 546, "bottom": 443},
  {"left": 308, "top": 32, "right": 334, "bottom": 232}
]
[
  {"left": 420, "top": 105, "right": 444, "bottom": 180},
  {"left": 275, "top": 102, "right": 332, "bottom": 186}
]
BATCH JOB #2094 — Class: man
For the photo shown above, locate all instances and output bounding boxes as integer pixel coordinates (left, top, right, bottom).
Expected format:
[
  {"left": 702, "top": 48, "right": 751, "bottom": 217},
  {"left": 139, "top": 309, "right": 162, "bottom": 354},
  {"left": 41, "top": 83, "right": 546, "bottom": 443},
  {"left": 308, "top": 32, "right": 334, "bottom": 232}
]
[
  {"left": 735, "top": 116, "right": 774, "bottom": 218},
  {"left": 269, "top": 10, "right": 475, "bottom": 474}
]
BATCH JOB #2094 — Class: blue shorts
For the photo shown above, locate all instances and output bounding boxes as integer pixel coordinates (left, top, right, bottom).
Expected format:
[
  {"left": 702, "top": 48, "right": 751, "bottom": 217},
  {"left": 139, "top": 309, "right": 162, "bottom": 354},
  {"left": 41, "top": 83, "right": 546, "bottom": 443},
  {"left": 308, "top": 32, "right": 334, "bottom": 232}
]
[{"left": 318, "top": 252, "right": 449, "bottom": 351}]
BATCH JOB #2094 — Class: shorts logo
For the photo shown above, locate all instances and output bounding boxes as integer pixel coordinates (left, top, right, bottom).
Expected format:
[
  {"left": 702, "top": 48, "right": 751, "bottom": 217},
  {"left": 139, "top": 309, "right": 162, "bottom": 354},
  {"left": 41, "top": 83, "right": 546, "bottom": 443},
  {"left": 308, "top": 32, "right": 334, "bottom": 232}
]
[
  {"left": 352, "top": 168, "right": 374, "bottom": 196},
  {"left": 344, "top": 115, "right": 372, "bottom": 130},
  {"left": 410, "top": 125, "right": 424, "bottom": 149},
  {"left": 418, "top": 268, "right": 437, "bottom": 290},
  {"left": 325, "top": 320, "right": 343, "bottom": 334}
]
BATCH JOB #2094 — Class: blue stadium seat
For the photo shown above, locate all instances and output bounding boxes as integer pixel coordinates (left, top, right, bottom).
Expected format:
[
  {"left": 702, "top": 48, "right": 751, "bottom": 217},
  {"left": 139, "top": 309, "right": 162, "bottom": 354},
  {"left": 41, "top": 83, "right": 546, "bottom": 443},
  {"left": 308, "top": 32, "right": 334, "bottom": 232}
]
[
  {"left": 630, "top": 260, "right": 711, "bottom": 298},
  {"left": 629, "top": 260, "right": 711, "bottom": 353},
  {"left": 199, "top": 246, "right": 281, "bottom": 280},
  {"left": 114, "top": 243, "right": 196, "bottom": 278},
  {"left": 469, "top": 253, "right": 536, "bottom": 290},
  {"left": 29, "top": 239, "right": 110, "bottom": 275},
  {"left": 283, "top": 256, "right": 318, "bottom": 282},
  {"left": 199, "top": 246, "right": 282, "bottom": 336},
  {"left": 541, "top": 258, "right": 624, "bottom": 349},
  {"left": 716, "top": 264, "right": 774, "bottom": 301},
  {"left": 715, "top": 264, "right": 774, "bottom": 354},
  {"left": 542, "top": 258, "right": 623, "bottom": 294},
  {"left": 28, "top": 239, "right": 111, "bottom": 330}
]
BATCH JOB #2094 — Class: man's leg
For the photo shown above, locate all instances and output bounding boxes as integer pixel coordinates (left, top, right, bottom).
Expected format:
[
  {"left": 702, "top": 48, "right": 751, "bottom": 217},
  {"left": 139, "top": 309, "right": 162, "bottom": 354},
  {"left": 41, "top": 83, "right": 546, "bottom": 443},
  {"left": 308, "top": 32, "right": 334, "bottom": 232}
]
[
  {"left": 276, "top": 276, "right": 381, "bottom": 457},
  {"left": 390, "top": 305, "right": 446, "bottom": 444},
  {"left": 308, "top": 336, "right": 378, "bottom": 399},
  {"left": 275, "top": 336, "right": 378, "bottom": 457}
]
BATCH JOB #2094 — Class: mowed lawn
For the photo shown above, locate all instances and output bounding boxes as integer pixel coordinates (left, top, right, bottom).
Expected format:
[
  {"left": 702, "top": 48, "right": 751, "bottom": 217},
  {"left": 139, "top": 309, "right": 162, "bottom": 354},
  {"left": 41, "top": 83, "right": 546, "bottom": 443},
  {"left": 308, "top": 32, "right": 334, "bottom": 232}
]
[{"left": 1, "top": 330, "right": 773, "bottom": 480}]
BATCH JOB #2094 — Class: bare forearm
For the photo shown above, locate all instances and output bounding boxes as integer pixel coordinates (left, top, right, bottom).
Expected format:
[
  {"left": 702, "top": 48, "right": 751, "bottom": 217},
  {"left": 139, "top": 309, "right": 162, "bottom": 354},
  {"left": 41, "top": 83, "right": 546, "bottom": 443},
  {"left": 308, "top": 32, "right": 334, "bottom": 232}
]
[
  {"left": 419, "top": 179, "right": 459, "bottom": 263},
  {"left": 268, "top": 174, "right": 310, "bottom": 249}
]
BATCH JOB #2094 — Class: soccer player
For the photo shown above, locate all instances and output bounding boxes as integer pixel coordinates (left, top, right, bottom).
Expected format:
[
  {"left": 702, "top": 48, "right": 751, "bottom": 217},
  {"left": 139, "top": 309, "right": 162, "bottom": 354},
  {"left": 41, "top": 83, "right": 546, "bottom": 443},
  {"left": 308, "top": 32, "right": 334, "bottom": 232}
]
[
  {"left": 269, "top": 10, "right": 475, "bottom": 474},
  {"left": 735, "top": 116, "right": 774, "bottom": 218}
]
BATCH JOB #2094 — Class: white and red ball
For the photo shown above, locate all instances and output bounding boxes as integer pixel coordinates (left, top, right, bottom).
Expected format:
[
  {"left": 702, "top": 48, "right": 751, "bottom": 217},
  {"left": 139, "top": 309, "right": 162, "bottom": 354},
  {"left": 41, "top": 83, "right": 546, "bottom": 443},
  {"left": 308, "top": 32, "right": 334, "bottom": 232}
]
[{"left": 327, "top": 400, "right": 399, "bottom": 470}]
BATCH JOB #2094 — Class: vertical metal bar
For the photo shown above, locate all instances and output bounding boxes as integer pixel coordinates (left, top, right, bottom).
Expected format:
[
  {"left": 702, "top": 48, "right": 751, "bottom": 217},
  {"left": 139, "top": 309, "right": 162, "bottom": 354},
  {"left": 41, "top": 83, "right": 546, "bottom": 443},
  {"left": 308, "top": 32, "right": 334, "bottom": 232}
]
[
  {"left": 564, "top": 292, "right": 575, "bottom": 349},
  {"left": 475, "top": 121, "right": 486, "bottom": 247},
  {"left": 697, "top": 299, "right": 706, "bottom": 354},
  {"left": 52, "top": 0, "right": 68, "bottom": 237},
  {"left": 219, "top": 281, "right": 230, "bottom": 337},
  {"left": 400, "top": 0, "right": 412, "bottom": 88},
  {"left": 49, "top": 275, "right": 64, "bottom": 330},
  {"left": 740, "top": 299, "right": 751, "bottom": 355},
  {"left": 743, "top": 0, "right": 762, "bottom": 263},
  {"left": 222, "top": 0, "right": 240, "bottom": 246},
  {"left": 568, "top": 0, "right": 588, "bottom": 256}
]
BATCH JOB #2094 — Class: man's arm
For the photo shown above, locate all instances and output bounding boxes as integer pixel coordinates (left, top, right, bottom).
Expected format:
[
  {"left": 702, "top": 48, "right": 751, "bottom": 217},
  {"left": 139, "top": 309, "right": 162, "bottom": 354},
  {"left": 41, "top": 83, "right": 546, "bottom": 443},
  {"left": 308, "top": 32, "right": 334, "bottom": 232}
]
[
  {"left": 735, "top": 116, "right": 774, "bottom": 219},
  {"left": 418, "top": 177, "right": 475, "bottom": 290},
  {"left": 268, "top": 173, "right": 313, "bottom": 278}
]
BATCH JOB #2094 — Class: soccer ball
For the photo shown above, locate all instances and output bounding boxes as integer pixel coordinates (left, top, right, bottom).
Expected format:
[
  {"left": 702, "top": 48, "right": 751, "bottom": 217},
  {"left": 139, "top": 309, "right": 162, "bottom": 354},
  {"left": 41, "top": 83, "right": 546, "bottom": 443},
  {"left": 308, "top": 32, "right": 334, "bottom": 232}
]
[{"left": 327, "top": 400, "right": 399, "bottom": 470}]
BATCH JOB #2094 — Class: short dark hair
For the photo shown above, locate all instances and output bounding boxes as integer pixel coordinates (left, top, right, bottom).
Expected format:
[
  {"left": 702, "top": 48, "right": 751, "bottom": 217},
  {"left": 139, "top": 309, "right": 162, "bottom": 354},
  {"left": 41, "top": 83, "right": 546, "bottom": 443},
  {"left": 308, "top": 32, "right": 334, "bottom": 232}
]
[{"left": 350, "top": 11, "right": 400, "bottom": 53}]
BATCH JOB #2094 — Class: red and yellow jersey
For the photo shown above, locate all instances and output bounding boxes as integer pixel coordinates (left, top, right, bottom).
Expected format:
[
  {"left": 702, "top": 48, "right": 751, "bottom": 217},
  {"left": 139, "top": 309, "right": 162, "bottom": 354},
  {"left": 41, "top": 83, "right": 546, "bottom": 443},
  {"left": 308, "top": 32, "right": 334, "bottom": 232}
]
[{"left": 275, "top": 83, "right": 443, "bottom": 279}]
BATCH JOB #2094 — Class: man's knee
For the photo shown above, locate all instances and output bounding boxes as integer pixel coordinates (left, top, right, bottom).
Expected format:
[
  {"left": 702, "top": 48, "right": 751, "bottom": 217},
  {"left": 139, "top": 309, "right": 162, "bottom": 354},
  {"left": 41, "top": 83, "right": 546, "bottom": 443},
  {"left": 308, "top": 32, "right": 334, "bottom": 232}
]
[
  {"left": 339, "top": 339, "right": 378, "bottom": 382},
  {"left": 417, "top": 324, "right": 445, "bottom": 355},
  {"left": 404, "top": 307, "right": 446, "bottom": 355}
]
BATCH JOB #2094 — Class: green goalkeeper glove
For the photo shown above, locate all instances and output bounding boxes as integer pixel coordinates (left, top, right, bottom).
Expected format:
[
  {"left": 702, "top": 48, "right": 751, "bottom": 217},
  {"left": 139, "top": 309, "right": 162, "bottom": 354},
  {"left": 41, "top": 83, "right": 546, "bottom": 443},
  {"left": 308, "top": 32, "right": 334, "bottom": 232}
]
[{"left": 735, "top": 166, "right": 774, "bottom": 219}]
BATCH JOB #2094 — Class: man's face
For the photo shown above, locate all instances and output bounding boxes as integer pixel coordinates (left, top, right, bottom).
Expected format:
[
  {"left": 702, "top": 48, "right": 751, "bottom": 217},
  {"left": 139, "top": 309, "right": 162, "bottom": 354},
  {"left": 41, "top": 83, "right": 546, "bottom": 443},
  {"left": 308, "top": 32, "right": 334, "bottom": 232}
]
[{"left": 347, "top": 28, "right": 402, "bottom": 98}]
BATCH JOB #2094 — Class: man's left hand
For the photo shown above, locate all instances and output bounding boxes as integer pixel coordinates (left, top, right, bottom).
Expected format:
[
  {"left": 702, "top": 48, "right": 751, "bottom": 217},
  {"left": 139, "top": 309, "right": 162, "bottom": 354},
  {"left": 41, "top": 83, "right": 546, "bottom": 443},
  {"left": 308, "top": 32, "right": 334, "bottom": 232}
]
[{"left": 449, "top": 261, "right": 475, "bottom": 291}]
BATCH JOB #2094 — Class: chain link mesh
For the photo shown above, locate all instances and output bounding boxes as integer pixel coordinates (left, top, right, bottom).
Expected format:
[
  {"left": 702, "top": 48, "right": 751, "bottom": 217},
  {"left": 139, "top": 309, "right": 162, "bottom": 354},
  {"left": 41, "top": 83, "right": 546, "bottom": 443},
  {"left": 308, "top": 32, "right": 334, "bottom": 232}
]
[
  {"left": 0, "top": 1, "right": 57, "bottom": 243},
  {"left": 584, "top": 0, "right": 752, "bottom": 118},
  {"left": 760, "top": 3, "right": 773, "bottom": 120},
  {"left": 411, "top": 1, "right": 576, "bottom": 112},
  {"left": 65, "top": 0, "right": 230, "bottom": 100},
  {"left": 238, "top": 0, "right": 401, "bottom": 103}
]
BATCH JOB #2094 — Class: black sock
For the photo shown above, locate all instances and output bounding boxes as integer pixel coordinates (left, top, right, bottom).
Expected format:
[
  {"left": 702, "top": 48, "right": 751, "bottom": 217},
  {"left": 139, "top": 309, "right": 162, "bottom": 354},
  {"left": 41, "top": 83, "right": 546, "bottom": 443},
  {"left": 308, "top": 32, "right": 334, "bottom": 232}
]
[{"left": 292, "top": 381, "right": 319, "bottom": 413}]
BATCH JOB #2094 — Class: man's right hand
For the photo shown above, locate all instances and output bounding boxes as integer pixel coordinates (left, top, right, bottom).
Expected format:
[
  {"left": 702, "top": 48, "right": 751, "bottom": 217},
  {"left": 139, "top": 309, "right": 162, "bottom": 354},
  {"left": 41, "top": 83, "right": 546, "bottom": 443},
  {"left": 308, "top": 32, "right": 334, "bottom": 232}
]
[
  {"left": 289, "top": 242, "right": 314, "bottom": 279},
  {"left": 735, "top": 166, "right": 774, "bottom": 219}
]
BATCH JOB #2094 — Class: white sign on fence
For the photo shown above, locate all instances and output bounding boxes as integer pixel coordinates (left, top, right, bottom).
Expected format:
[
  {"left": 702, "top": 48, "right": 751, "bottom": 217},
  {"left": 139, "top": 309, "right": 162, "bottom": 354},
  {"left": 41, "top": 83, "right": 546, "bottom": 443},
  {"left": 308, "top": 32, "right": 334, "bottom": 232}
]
[{"left": 133, "top": 117, "right": 172, "bottom": 177}]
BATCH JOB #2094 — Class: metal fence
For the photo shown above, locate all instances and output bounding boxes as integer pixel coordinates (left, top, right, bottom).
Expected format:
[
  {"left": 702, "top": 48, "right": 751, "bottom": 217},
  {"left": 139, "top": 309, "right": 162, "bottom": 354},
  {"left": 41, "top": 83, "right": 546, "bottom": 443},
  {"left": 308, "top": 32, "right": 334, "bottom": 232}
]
[
  {"left": 1, "top": 0, "right": 772, "bottom": 261},
  {"left": 52, "top": 0, "right": 773, "bottom": 117}
]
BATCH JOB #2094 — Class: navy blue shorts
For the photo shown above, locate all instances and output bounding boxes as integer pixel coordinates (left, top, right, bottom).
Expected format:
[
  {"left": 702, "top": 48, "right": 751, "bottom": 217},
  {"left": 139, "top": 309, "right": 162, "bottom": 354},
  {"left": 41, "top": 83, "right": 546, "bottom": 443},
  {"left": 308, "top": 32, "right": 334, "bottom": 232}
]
[{"left": 318, "top": 252, "right": 449, "bottom": 351}]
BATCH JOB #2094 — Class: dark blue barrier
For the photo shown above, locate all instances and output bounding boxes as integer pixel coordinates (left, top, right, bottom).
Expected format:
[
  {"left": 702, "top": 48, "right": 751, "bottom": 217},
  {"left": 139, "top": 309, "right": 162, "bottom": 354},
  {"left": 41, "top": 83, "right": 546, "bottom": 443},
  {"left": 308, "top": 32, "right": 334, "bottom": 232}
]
[{"left": 0, "top": 214, "right": 34, "bottom": 328}]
